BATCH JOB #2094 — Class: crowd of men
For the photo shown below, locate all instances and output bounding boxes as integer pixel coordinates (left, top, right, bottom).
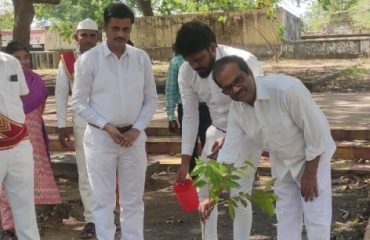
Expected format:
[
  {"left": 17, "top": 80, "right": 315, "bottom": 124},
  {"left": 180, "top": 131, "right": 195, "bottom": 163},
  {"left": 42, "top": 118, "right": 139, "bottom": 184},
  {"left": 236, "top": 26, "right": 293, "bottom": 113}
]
[{"left": 0, "top": 2, "right": 335, "bottom": 240}]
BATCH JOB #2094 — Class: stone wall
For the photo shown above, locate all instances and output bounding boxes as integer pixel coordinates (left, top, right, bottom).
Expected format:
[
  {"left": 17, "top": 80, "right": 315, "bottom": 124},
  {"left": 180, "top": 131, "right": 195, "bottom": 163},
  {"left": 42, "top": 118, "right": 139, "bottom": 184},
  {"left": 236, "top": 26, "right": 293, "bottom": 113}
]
[
  {"left": 131, "top": 9, "right": 300, "bottom": 60},
  {"left": 283, "top": 37, "right": 370, "bottom": 59}
]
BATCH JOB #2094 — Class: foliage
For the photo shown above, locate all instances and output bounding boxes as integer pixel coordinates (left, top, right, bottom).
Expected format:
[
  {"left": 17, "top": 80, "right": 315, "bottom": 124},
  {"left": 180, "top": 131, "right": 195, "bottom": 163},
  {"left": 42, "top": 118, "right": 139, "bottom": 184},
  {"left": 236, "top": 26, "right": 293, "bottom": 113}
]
[
  {"left": 34, "top": 0, "right": 115, "bottom": 40},
  {"left": 0, "top": 11, "right": 14, "bottom": 29},
  {"left": 304, "top": 0, "right": 370, "bottom": 33},
  {"left": 341, "top": 65, "right": 370, "bottom": 78},
  {"left": 190, "top": 158, "right": 277, "bottom": 219},
  {"left": 349, "top": 0, "right": 370, "bottom": 30}
]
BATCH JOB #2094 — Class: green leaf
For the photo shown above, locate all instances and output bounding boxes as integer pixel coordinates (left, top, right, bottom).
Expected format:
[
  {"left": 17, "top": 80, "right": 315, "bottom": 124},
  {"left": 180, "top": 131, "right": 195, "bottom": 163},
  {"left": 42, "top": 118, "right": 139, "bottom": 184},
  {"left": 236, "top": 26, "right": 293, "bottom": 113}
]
[{"left": 250, "top": 191, "right": 278, "bottom": 217}]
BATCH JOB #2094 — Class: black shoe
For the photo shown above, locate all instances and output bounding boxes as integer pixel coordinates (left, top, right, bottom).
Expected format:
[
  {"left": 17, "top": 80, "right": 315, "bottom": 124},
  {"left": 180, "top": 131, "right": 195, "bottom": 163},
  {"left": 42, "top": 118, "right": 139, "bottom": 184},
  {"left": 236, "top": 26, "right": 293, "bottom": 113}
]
[
  {"left": 1, "top": 229, "right": 17, "bottom": 240},
  {"left": 79, "top": 222, "right": 95, "bottom": 239}
]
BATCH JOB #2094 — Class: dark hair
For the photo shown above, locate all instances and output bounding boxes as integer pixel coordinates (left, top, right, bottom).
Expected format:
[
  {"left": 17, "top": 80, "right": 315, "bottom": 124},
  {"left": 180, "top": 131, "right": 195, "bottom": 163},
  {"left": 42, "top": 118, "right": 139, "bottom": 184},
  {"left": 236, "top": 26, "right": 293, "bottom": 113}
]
[
  {"left": 212, "top": 55, "right": 251, "bottom": 87},
  {"left": 104, "top": 3, "right": 135, "bottom": 26},
  {"left": 127, "top": 39, "right": 134, "bottom": 46},
  {"left": 4, "top": 41, "right": 29, "bottom": 55},
  {"left": 175, "top": 21, "right": 216, "bottom": 57}
]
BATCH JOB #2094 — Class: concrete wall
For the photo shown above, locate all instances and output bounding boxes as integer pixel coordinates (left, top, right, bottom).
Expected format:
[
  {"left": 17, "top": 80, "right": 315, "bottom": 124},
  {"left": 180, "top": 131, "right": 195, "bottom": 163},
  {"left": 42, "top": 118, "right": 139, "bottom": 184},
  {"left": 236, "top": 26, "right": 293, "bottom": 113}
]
[
  {"left": 283, "top": 37, "right": 370, "bottom": 59},
  {"left": 131, "top": 9, "right": 300, "bottom": 60},
  {"left": 44, "top": 29, "right": 75, "bottom": 51}
]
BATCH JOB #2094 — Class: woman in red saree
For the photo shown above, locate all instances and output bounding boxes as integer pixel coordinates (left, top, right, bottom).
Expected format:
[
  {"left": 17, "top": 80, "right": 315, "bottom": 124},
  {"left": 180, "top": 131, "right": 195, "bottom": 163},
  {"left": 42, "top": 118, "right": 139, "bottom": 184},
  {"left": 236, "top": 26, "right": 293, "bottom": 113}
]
[{"left": 0, "top": 41, "right": 61, "bottom": 240}]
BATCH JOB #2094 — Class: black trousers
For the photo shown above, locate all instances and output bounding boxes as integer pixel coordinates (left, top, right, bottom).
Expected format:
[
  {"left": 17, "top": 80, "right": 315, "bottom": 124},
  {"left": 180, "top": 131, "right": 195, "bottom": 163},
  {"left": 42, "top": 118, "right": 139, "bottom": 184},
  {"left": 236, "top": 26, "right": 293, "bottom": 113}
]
[{"left": 177, "top": 103, "right": 212, "bottom": 173}]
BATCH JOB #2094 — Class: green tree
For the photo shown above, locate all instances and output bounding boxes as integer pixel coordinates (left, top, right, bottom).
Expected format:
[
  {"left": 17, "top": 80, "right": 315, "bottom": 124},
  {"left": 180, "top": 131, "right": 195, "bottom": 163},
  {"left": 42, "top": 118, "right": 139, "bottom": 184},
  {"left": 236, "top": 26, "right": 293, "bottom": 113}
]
[
  {"left": 11, "top": 0, "right": 60, "bottom": 46},
  {"left": 0, "top": 12, "right": 14, "bottom": 29},
  {"left": 304, "top": 0, "right": 370, "bottom": 33},
  {"left": 35, "top": 0, "right": 112, "bottom": 41},
  {"left": 349, "top": 0, "right": 370, "bottom": 30}
]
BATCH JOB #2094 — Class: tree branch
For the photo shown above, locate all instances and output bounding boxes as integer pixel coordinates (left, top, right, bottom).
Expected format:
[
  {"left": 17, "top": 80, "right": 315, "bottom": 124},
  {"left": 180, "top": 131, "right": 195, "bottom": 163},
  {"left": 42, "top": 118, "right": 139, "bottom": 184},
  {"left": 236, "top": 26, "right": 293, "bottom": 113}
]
[{"left": 33, "top": 0, "right": 60, "bottom": 4}]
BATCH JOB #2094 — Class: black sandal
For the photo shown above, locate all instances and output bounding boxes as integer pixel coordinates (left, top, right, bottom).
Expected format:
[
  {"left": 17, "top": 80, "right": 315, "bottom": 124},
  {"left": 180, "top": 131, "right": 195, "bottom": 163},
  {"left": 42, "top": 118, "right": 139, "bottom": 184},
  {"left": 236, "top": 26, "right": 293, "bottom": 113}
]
[
  {"left": 1, "top": 229, "right": 17, "bottom": 240},
  {"left": 79, "top": 222, "right": 95, "bottom": 239}
]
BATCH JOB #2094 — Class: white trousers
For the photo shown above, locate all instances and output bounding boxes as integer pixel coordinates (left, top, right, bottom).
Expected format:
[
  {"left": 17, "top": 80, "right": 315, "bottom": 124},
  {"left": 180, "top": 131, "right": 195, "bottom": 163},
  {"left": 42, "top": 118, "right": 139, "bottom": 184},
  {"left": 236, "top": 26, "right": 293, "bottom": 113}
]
[
  {"left": 198, "top": 125, "right": 258, "bottom": 240},
  {"left": 274, "top": 159, "right": 332, "bottom": 240},
  {"left": 73, "top": 126, "right": 94, "bottom": 223},
  {"left": 84, "top": 126, "right": 147, "bottom": 240},
  {"left": 0, "top": 140, "right": 40, "bottom": 240}
]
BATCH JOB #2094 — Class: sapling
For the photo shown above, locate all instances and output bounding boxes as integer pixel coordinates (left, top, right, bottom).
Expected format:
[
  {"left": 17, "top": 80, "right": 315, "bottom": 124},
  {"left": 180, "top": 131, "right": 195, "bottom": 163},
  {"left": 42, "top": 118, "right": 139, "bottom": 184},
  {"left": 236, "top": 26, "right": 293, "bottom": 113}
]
[{"left": 190, "top": 158, "right": 277, "bottom": 220}]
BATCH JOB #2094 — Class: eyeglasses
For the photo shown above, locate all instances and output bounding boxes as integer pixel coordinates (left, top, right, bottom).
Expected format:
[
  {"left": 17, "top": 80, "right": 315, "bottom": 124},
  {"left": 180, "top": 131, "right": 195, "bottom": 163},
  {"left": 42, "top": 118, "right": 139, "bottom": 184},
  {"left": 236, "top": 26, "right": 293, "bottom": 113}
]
[{"left": 221, "top": 75, "right": 245, "bottom": 95}]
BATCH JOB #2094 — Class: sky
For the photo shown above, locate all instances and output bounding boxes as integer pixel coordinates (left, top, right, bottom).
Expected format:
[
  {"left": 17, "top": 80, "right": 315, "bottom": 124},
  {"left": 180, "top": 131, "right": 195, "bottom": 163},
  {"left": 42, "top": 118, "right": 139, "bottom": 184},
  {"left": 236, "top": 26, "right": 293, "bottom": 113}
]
[{"left": 279, "top": 0, "right": 313, "bottom": 17}]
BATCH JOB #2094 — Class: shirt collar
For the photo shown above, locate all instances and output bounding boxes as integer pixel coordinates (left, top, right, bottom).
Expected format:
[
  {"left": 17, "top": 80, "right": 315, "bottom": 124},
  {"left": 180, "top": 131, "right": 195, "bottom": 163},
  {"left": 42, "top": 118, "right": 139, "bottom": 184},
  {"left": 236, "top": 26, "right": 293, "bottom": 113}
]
[
  {"left": 102, "top": 41, "right": 131, "bottom": 58},
  {"left": 255, "top": 76, "right": 270, "bottom": 100}
]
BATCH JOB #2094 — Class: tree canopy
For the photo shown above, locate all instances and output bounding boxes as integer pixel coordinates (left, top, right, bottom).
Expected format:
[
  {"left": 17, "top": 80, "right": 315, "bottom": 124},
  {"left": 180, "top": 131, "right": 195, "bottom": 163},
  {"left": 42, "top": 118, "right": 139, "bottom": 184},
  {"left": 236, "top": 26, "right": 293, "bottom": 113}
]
[
  {"left": 3, "top": 0, "right": 361, "bottom": 46},
  {"left": 304, "top": 0, "right": 370, "bottom": 33}
]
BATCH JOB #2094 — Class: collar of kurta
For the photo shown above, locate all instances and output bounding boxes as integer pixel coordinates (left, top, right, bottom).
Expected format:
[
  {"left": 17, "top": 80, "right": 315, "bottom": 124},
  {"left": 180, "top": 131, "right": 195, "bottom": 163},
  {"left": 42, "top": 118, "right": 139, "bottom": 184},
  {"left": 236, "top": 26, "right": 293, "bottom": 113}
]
[
  {"left": 102, "top": 41, "right": 132, "bottom": 58},
  {"left": 254, "top": 76, "right": 270, "bottom": 100}
]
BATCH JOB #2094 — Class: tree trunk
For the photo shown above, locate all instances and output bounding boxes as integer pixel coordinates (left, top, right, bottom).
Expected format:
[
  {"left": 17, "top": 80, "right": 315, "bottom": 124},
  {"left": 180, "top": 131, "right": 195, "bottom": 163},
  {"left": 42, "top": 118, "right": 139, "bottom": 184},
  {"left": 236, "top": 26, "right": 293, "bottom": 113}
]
[
  {"left": 136, "top": 0, "right": 154, "bottom": 16},
  {"left": 12, "top": 0, "right": 34, "bottom": 46},
  {"left": 12, "top": 0, "right": 60, "bottom": 46}
]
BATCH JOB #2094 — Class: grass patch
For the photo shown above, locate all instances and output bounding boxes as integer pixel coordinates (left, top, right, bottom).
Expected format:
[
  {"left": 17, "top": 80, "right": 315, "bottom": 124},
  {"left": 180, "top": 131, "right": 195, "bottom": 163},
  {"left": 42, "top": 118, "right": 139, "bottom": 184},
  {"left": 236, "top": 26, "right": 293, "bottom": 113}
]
[{"left": 341, "top": 66, "right": 370, "bottom": 78}]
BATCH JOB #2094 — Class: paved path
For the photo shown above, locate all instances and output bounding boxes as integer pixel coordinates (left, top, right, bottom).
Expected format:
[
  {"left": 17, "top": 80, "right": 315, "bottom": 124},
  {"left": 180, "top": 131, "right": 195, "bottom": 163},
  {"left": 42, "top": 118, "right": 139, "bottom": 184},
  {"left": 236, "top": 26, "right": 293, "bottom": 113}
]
[{"left": 44, "top": 92, "right": 370, "bottom": 130}]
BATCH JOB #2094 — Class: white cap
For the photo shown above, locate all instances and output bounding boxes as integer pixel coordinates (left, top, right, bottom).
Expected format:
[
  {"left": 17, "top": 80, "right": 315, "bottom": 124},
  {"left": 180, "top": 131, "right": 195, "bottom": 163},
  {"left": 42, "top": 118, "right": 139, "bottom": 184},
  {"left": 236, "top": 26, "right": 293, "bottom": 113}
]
[{"left": 76, "top": 18, "right": 98, "bottom": 31}]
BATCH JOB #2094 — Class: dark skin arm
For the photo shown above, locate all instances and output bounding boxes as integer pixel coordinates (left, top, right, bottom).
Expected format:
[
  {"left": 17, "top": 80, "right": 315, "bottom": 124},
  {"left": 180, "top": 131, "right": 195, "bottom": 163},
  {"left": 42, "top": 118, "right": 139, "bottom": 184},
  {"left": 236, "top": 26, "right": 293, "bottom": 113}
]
[
  {"left": 168, "top": 120, "right": 180, "bottom": 134},
  {"left": 58, "top": 127, "right": 75, "bottom": 151},
  {"left": 300, "top": 156, "right": 320, "bottom": 202}
]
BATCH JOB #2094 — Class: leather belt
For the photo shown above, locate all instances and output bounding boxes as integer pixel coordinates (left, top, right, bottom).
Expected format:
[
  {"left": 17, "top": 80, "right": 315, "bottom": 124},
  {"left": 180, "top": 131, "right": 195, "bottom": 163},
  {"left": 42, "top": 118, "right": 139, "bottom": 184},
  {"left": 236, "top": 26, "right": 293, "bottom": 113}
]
[
  {"left": 88, "top": 123, "right": 133, "bottom": 134},
  {"left": 213, "top": 125, "right": 226, "bottom": 133},
  {"left": 116, "top": 125, "right": 133, "bottom": 134}
]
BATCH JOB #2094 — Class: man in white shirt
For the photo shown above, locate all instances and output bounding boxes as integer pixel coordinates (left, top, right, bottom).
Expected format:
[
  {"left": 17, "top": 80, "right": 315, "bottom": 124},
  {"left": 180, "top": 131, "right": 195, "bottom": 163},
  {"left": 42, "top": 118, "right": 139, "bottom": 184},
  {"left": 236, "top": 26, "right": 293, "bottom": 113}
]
[
  {"left": 0, "top": 52, "right": 40, "bottom": 240},
  {"left": 175, "top": 21, "right": 263, "bottom": 240},
  {"left": 55, "top": 18, "right": 99, "bottom": 239},
  {"left": 71, "top": 3, "right": 158, "bottom": 240},
  {"left": 202, "top": 55, "right": 335, "bottom": 240}
]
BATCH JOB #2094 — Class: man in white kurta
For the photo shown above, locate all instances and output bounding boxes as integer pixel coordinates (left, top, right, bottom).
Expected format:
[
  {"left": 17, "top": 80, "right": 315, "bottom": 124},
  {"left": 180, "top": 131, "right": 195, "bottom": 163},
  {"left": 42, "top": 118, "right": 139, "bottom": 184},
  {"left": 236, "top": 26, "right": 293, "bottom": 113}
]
[
  {"left": 55, "top": 18, "right": 99, "bottom": 237},
  {"left": 71, "top": 3, "right": 157, "bottom": 240},
  {"left": 208, "top": 55, "right": 335, "bottom": 240},
  {"left": 0, "top": 52, "right": 40, "bottom": 240},
  {"left": 175, "top": 21, "right": 263, "bottom": 240}
]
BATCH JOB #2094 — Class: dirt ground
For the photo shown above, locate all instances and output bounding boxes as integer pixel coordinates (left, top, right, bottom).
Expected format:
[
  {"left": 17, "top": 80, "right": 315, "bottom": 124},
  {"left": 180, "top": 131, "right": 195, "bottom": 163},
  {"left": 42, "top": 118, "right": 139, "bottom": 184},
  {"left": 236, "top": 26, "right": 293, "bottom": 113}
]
[{"left": 35, "top": 169, "right": 369, "bottom": 240}]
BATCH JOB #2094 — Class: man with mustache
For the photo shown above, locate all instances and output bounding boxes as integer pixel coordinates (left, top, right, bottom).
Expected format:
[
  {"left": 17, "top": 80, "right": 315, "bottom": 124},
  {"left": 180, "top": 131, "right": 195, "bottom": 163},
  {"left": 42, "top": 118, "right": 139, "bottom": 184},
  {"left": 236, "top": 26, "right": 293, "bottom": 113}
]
[
  {"left": 55, "top": 18, "right": 99, "bottom": 239},
  {"left": 72, "top": 3, "right": 158, "bottom": 240},
  {"left": 201, "top": 55, "right": 335, "bottom": 240},
  {"left": 175, "top": 21, "right": 263, "bottom": 240}
]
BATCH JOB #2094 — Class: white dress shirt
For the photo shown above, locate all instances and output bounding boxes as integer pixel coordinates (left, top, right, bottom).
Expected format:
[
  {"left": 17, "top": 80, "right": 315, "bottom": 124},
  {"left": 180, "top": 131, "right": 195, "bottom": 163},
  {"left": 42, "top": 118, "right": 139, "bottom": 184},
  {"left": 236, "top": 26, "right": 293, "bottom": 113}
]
[
  {"left": 178, "top": 45, "right": 264, "bottom": 155},
  {"left": 55, "top": 49, "right": 87, "bottom": 128},
  {"left": 72, "top": 42, "right": 158, "bottom": 131},
  {"left": 0, "top": 52, "right": 28, "bottom": 123},
  {"left": 219, "top": 74, "right": 336, "bottom": 180}
]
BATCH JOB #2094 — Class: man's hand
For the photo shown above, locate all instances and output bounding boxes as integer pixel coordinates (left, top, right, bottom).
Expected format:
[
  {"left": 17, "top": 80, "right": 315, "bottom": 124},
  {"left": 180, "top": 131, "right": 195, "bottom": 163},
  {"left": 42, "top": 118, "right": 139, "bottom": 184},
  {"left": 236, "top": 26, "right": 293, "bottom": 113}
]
[
  {"left": 168, "top": 120, "right": 180, "bottom": 134},
  {"left": 301, "top": 157, "right": 320, "bottom": 202},
  {"left": 207, "top": 137, "right": 225, "bottom": 160},
  {"left": 176, "top": 155, "right": 191, "bottom": 182},
  {"left": 121, "top": 128, "right": 140, "bottom": 148},
  {"left": 103, "top": 123, "right": 126, "bottom": 146},
  {"left": 58, "top": 128, "right": 75, "bottom": 151},
  {"left": 104, "top": 123, "right": 140, "bottom": 148},
  {"left": 198, "top": 198, "right": 216, "bottom": 222}
]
